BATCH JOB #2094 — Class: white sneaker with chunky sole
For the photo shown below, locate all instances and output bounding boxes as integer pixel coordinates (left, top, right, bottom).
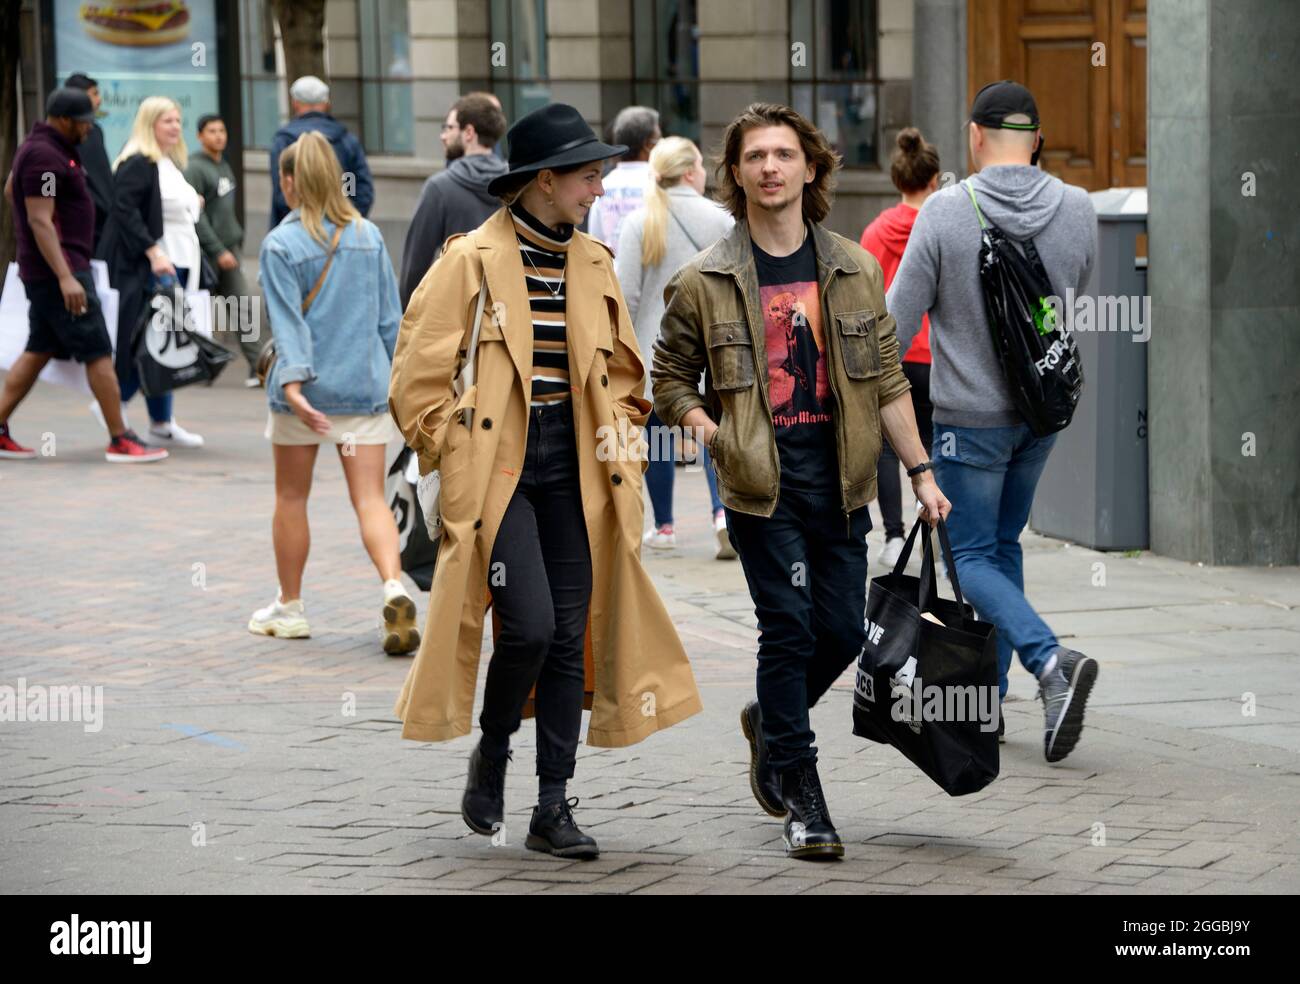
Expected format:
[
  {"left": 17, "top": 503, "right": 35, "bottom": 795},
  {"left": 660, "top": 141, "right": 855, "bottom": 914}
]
[
  {"left": 248, "top": 596, "right": 310, "bottom": 639},
  {"left": 382, "top": 579, "right": 420, "bottom": 655}
]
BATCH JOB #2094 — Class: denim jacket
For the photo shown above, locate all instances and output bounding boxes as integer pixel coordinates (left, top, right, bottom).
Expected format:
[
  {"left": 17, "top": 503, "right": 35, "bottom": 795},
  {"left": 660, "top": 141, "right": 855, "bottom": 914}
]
[{"left": 259, "top": 212, "right": 401, "bottom": 415}]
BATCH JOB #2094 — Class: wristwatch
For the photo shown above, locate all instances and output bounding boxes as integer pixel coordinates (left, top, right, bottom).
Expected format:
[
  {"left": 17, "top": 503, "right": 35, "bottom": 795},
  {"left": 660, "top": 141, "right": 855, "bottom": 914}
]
[{"left": 906, "top": 460, "right": 934, "bottom": 478}]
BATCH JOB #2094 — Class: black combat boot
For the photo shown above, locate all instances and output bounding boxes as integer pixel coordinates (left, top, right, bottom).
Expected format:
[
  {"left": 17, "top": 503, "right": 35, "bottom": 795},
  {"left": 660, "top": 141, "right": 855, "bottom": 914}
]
[
  {"left": 779, "top": 761, "right": 844, "bottom": 860},
  {"left": 740, "top": 700, "right": 785, "bottom": 817},
  {"left": 525, "top": 797, "right": 599, "bottom": 859},
  {"left": 461, "top": 742, "right": 510, "bottom": 835}
]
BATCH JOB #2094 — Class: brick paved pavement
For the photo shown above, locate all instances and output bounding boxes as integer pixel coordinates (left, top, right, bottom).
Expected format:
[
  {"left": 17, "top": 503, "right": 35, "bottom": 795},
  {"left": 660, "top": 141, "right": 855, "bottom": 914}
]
[{"left": 2, "top": 366, "right": 1299, "bottom": 894}]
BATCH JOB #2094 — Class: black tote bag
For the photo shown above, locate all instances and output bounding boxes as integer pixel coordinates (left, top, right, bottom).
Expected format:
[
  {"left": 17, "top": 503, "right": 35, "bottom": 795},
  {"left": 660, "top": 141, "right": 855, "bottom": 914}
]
[
  {"left": 852, "top": 518, "right": 1001, "bottom": 796},
  {"left": 132, "top": 284, "right": 233, "bottom": 396}
]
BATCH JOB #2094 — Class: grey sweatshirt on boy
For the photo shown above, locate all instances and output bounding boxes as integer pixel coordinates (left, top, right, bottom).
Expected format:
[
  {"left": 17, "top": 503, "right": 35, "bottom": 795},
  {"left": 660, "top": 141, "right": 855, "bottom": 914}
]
[{"left": 886, "top": 164, "right": 1098, "bottom": 428}]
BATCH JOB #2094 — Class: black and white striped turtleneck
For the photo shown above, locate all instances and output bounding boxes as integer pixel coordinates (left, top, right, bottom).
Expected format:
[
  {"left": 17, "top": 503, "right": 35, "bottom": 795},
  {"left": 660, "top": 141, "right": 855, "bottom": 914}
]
[{"left": 510, "top": 200, "right": 573, "bottom": 407}]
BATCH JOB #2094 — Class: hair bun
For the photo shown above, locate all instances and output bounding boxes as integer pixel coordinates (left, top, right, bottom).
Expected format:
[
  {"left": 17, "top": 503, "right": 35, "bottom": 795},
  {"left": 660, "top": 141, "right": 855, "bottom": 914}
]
[{"left": 896, "top": 127, "right": 922, "bottom": 155}]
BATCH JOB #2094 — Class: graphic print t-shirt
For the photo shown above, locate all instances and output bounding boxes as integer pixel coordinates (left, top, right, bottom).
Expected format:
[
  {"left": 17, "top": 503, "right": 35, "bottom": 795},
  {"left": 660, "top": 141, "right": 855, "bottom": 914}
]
[{"left": 752, "top": 229, "right": 838, "bottom": 491}]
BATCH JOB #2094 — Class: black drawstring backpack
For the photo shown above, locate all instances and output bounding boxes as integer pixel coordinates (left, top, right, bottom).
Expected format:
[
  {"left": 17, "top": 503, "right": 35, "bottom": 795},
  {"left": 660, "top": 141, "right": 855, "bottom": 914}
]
[{"left": 964, "top": 180, "right": 1084, "bottom": 437}]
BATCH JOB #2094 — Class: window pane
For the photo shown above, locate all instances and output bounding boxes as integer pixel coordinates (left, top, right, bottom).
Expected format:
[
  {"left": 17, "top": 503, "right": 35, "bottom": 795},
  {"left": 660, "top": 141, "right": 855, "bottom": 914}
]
[
  {"left": 816, "top": 82, "right": 877, "bottom": 167},
  {"left": 791, "top": 82, "right": 814, "bottom": 122},
  {"left": 659, "top": 81, "right": 699, "bottom": 143},
  {"left": 239, "top": 0, "right": 279, "bottom": 149},
  {"left": 247, "top": 78, "right": 281, "bottom": 149},
  {"left": 358, "top": 0, "right": 413, "bottom": 153},
  {"left": 515, "top": 81, "right": 553, "bottom": 118},
  {"left": 512, "top": 0, "right": 548, "bottom": 80},
  {"left": 815, "top": 0, "right": 874, "bottom": 80},
  {"left": 376, "top": 0, "right": 412, "bottom": 78},
  {"left": 382, "top": 81, "right": 414, "bottom": 154},
  {"left": 360, "top": 0, "right": 380, "bottom": 77},
  {"left": 657, "top": 0, "right": 699, "bottom": 80}
]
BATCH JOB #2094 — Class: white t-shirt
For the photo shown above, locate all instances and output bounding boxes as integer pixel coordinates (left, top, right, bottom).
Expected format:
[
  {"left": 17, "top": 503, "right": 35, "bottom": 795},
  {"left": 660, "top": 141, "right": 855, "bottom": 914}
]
[
  {"left": 588, "top": 161, "right": 650, "bottom": 255},
  {"left": 157, "top": 157, "right": 202, "bottom": 290}
]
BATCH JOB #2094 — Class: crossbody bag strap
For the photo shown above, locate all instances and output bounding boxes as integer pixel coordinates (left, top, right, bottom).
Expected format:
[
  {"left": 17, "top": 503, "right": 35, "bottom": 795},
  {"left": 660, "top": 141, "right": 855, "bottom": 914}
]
[
  {"left": 668, "top": 204, "right": 704, "bottom": 253},
  {"left": 962, "top": 179, "right": 988, "bottom": 231},
  {"left": 301, "top": 224, "right": 345, "bottom": 315},
  {"left": 458, "top": 230, "right": 489, "bottom": 429}
]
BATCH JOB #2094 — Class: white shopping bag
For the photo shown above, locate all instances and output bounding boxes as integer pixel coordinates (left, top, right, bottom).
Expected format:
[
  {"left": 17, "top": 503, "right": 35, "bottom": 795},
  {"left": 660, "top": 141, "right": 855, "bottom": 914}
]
[{"left": 0, "top": 261, "right": 119, "bottom": 395}]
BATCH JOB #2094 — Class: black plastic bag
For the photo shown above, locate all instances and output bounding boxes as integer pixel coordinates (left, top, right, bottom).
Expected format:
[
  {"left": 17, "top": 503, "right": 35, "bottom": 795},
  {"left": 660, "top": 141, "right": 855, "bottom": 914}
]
[
  {"left": 853, "top": 518, "right": 1000, "bottom": 796},
  {"left": 132, "top": 285, "right": 233, "bottom": 396},
  {"left": 965, "top": 180, "right": 1084, "bottom": 437}
]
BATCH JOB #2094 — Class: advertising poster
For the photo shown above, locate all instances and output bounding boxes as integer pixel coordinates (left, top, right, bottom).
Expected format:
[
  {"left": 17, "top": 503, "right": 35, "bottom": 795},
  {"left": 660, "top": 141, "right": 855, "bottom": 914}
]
[{"left": 53, "top": 0, "right": 221, "bottom": 163}]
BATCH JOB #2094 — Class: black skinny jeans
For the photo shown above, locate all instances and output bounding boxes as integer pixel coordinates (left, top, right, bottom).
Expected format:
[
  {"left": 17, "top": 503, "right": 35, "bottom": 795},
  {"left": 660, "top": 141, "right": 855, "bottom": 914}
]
[
  {"left": 877, "top": 361, "right": 934, "bottom": 540},
  {"left": 726, "top": 487, "right": 872, "bottom": 772},
  {"left": 479, "top": 400, "right": 592, "bottom": 782}
]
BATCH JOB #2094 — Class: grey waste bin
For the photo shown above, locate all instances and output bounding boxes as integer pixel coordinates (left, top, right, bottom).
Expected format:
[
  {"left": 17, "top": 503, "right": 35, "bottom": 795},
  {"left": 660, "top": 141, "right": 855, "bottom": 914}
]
[{"left": 1029, "top": 187, "right": 1149, "bottom": 551}]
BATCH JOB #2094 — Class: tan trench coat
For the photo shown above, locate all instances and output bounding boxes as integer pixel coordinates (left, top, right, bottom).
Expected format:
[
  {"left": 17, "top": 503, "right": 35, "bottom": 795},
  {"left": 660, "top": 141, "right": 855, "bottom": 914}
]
[{"left": 388, "top": 206, "right": 703, "bottom": 747}]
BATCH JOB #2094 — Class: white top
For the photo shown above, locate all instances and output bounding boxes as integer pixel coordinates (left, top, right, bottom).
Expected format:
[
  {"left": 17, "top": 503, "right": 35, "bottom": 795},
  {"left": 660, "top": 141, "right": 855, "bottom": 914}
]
[
  {"left": 588, "top": 161, "right": 650, "bottom": 254},
  {"left": 157, "top": 157, "right": 202, "bottom": 290}
]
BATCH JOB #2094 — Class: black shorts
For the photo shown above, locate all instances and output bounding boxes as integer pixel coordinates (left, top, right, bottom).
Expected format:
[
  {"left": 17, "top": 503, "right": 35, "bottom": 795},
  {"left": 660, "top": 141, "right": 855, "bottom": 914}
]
[{"left": 23, "top": 270, "right": 114, "bottom": 363}]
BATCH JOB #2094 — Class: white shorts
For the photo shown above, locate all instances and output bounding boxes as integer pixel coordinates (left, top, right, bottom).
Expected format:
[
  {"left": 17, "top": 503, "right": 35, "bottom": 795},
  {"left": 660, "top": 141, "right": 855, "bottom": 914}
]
[{"left": 265, "top": 411, "right": 399, "bottom": 446}]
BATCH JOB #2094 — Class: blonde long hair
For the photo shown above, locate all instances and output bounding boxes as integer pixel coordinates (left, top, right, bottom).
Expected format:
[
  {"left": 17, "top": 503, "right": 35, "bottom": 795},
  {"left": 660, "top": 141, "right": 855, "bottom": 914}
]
[
  {"left": 114, "top": 96, "right": 187, "bottom": 170},
  {"left": 641, "top": 136, "right": 701, "bottom": 267},
  {"left": 279, "top": 130, "right": 362, "bottom": 246}
]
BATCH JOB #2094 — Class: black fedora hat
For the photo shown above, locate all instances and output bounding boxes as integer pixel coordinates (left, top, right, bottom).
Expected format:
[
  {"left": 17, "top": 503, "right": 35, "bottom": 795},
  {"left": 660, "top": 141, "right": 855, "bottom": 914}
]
[{"left": 487, "top": 103, "right": 627, "bottom": 196}]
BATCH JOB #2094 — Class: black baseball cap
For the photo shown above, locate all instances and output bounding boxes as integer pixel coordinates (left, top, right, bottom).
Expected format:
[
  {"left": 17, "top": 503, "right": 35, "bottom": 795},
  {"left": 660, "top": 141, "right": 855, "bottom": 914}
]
[
  {"left": 46, "top": 88, "right": 95, "bottom": 123},
  {"left": 970, "top": 80, "right": 1040, "bottom": 130}
]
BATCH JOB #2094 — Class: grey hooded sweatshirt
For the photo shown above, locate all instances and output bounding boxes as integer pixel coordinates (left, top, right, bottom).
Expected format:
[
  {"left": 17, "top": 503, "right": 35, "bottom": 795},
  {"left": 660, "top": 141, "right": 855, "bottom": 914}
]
[
  {"left": 886, "top": 164, "right": 1098, "bottom": 428},
  {"left": 399, "top": 152, "right": 509, "bottom": 308}
]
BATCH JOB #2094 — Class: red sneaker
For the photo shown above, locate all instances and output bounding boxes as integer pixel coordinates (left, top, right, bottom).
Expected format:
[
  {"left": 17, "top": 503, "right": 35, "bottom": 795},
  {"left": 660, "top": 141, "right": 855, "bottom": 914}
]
[
  {"left": 106, "top": 429, "right": 169, "bottom": 464},
  {"left": 0, "top": 425, "right": 37, "bottom": 459}
]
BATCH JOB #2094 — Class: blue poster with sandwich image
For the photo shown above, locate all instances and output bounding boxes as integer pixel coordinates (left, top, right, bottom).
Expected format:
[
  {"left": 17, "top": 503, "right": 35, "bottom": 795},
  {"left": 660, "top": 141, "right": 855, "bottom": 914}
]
[{"left": 54, "top": 0, "right": 221, "bottom": 162}]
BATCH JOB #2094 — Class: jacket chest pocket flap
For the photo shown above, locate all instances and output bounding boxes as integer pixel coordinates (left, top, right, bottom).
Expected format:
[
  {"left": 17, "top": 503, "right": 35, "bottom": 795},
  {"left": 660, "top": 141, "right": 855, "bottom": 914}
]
[
  {"left": 707, "top": 320, "right": 756, "bottom": 391},
  {"left": 836, "top": 310, "right": 881, "bottom": 380}
]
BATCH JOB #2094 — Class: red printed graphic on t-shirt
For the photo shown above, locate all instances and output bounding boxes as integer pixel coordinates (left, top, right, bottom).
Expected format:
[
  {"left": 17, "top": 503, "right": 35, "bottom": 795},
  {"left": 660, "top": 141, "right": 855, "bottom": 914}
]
[{"left": 760, "top": 280, "right": 831, "bottom": 427}]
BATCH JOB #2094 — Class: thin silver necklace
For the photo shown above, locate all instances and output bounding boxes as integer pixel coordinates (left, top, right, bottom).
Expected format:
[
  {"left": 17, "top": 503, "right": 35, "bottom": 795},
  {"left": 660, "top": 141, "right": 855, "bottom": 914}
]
[{"left": 523, "top": 243, "right": 565, "bottom": 300}]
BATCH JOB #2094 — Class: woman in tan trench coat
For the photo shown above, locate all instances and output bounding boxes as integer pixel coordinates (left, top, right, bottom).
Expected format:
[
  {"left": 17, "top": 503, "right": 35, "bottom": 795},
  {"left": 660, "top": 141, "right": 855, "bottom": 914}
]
[{"left": 389, "top": 104, "right": 702, "bottom": 859}]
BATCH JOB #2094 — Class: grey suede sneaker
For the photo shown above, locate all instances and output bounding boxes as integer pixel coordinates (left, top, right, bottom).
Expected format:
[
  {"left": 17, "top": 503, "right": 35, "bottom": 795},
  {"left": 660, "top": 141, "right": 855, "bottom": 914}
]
[{"left": 1038, "top": 648, "right": 1099, "bottom": 763}]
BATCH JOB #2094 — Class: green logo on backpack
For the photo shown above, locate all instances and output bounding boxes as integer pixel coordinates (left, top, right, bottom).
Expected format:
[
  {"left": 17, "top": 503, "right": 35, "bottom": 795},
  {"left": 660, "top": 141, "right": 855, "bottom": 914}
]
[{"left": 1033, "top": 296, "right": 1058, "bottom": 336}]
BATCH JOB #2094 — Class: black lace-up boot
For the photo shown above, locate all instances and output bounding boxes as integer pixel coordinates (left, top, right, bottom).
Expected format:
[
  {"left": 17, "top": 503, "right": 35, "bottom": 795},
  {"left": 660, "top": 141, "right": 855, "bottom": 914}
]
[
  {"left": 779, "top": 762, "right": 844, "bottom": 860},
  {"left": 525, "top": 797, "right": 599, "bottom": 859}
]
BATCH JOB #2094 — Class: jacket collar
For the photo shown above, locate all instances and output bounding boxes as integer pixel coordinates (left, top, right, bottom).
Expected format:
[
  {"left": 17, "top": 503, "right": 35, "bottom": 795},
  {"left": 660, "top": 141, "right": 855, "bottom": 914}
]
[{"left": 699, "top": 218, "right": 860, "bottom": 278}]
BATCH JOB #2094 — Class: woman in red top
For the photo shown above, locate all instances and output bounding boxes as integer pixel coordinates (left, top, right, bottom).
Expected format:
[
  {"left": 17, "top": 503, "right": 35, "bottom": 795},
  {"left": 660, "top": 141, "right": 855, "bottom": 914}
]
[{"left": 860, "top": 127, "right": 940, "bottom": 567}]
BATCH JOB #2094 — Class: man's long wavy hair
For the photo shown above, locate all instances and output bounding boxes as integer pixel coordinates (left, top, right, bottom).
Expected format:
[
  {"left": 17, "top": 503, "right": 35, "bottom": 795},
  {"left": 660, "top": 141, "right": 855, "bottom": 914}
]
[{"left": 715, "top": 103, "right": 841, "bottom": 224}]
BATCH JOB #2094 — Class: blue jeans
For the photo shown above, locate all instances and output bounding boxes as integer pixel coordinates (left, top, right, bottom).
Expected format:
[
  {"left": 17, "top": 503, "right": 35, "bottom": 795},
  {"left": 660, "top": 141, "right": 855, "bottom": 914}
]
[
  {"left": 932, "top": 422, "right": 1060, "bottom": 699},
  {"left": 119, "top": 373, "right": 173, "bottom": 425},
  {"left": 644, "top": 409, "right": 723, "bottom": 527}
]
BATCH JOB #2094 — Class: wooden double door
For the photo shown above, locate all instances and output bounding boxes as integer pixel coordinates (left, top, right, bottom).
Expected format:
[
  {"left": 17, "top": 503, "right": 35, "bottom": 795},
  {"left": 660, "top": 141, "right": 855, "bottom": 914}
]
[{"left": 968, "top": 0, "right": 1147, "bottom": 190}]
